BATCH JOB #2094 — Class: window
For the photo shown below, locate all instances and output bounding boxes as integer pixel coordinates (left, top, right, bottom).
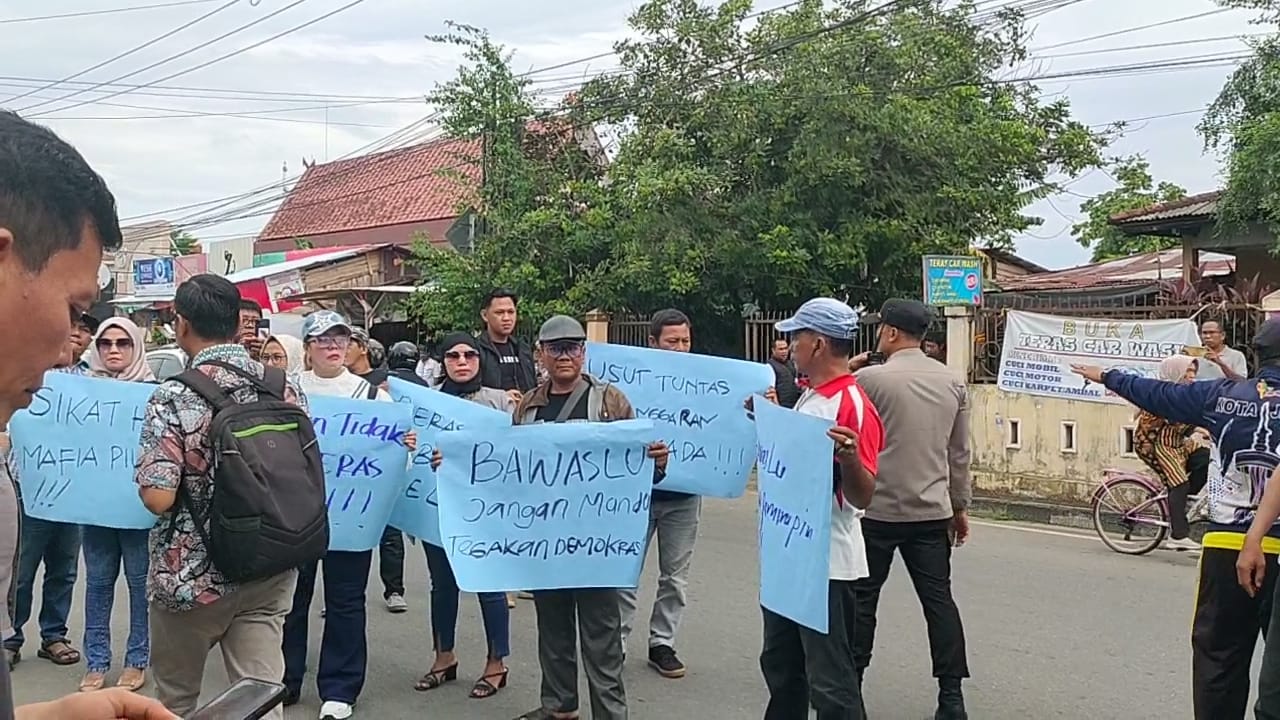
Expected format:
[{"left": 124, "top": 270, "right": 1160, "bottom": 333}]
[
  {"left": 1006, "top": 418, "right": 1021, "bottom": 449},
  {"left": 1061, "top": 421, "right": 1078, "bottom": 454},
  {"left": 1121, "top": 426, "right": 1137, "bottom": 457}
]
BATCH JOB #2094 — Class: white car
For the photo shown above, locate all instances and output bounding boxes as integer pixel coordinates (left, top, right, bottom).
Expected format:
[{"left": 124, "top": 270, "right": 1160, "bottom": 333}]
[{"left": 146, "top": 347, "right": 187, "bottom": 381}]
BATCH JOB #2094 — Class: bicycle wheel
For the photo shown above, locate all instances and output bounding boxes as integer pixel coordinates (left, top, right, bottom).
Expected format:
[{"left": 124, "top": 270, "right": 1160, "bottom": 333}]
[{"left": 1092, "top": 478, "right": 1169, "bottom": 555}]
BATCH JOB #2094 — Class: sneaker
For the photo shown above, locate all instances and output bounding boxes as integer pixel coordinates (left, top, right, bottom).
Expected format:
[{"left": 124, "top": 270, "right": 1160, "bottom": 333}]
[
  {"left": 385, "top": 593, "right": 408, "bottom": 614},
  {"left": 319, "top": 700, "right": 354, "bottom": 719},
  {"left": 1165, "top": 537, "right": 1201, "bottom": 552},
  {"left": 648, "top": 645, "right": 686, "bottom": 679}
]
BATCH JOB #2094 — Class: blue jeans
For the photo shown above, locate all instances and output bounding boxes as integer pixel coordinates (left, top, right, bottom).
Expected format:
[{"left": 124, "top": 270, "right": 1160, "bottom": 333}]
[
  {"left": 423, "top": 543, "right": 510, "bottom": 658},
  {"left": 81, "top": 526, "right": 150, "bottom": 672},
  {"left": 282, "top": 550, "right": 372, "bottom": 704},
  {"left": 5, "top": 513, "right": 80, "bottom": 651}
]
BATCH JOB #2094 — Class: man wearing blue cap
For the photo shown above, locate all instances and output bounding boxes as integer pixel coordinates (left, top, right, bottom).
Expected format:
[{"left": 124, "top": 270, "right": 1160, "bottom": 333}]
[{"left": 761, "top": 297, "right": 884, "bottom": 720}]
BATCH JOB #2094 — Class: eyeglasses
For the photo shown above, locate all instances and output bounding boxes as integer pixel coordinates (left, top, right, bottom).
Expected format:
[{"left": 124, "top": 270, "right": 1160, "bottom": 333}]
[
  {"left": 543, "top": 341, "right": 585, "bottom": 358},
  {"left": 96, "top": 338, "right": 133, "bottom": 351},
  {"left": 309, "top": 335, "right": 350, "bottom": 349},
  {"left": 262, "top": 353, "right": 288, "bottom": 365},
  {"left": 444, "top": 350, "right": 480, "bottom": 361}
]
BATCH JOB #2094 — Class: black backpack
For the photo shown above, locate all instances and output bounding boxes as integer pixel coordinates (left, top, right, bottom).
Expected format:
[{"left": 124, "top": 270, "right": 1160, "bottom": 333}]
[{"left": 172, "top": 361, "right": 329, "bottom": 582}]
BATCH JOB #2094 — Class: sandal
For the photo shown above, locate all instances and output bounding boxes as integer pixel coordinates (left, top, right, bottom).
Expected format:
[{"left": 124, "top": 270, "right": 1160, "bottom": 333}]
[
  {"left": 413, "top": 663, "right": 457, "bottom": 691},
  {"left": 117, "top": 667, "right": 146, "bottom": 691},
  {"left": 37, "top": 639, "right": 80, "bottom": 666},
  {"left": 4, "top": 648, "right": 18, "bottom": 671},
  {"left": 470, "top": 667, "right": 509, "bottom": 699},
  {"left": 79, "top": 671, "right": 106, "bottom": 693}
]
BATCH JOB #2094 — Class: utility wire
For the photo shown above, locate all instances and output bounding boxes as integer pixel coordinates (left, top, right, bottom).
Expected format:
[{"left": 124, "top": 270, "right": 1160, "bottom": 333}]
[
  {"left": 1030, "top": 7, "right": 1233, "bottom": 52},
  {"left": 0, "top": 0, "right": 222, "bottom": 24}
]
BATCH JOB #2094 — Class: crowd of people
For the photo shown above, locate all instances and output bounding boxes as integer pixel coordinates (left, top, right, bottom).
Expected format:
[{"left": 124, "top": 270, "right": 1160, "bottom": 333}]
[{"left": 0, "top": 109, "right": 984, "bottom": 720}]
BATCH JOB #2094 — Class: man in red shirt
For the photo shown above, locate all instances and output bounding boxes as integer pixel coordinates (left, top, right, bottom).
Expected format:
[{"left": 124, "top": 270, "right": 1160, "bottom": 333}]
[{"left": 761, "top": 298, "right": 884, "bottom": 720}]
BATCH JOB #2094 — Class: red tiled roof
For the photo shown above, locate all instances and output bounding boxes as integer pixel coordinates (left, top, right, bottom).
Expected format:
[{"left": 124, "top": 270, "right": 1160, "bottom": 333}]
[
  {"left": 1108, "top": 190, "right": 1222, "bottom": 225},
  {"left": 258, "top": 136, "right": 482, "bottom": 242},
  {"left": 1001, "top": 249, "right": 1234, "bottom": 292}
]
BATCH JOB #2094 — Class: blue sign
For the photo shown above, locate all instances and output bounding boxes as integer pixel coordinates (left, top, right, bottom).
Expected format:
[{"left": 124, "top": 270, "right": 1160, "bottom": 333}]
[
  {"left": 385, "top": 378, "right": 512, "bottom": 546},
  {"left": 922, "top": 254, "right": 983, "bottom": 306},
  {"left": 435, "top": 419, "right": 658, "bottom": 593},
  {"left": 584, "top": 342, "right": 772, "bottom": 498},
  {"left": 753, "top": 397, "right": 833, "bottom": 633},
  {"left": 9, "top": 373, "right": 158, "bottom": 529},
  {"left": 308, "top": 395, "right": 414, "bottom": 552},
  {"left": 132, "top": 257, "right": 175, "bottom": 297}
]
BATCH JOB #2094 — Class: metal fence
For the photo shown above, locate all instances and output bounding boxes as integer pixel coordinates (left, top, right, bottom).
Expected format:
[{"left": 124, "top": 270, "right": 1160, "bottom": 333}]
[{"left": 609, "top": 310, "right": 880, "bottom": 362}]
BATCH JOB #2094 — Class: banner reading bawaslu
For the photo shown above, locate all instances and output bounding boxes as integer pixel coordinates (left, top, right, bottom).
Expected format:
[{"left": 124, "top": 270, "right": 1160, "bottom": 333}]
[{"left": 996, "top": 310, "right": 1200, "bottom": 404}]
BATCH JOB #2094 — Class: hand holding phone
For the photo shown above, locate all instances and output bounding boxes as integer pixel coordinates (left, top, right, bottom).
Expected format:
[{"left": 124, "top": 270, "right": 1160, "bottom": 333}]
[
  {"left": 255, "top": 318, "right": 271, "bottom": 339},
  {"left": 187, "top": 678, "right": 285, "bottom": 720}
]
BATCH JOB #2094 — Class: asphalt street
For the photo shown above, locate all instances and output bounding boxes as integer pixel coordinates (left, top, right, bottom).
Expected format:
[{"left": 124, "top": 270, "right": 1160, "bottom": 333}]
[{"left": 9, "top": 497, "right": 1220, "bottom": 719}]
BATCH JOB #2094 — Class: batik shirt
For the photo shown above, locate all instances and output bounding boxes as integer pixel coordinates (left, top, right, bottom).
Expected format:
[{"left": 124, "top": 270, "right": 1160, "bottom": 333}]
[{"left": 135, "top": 344, "right": 307, "bottom": 612}]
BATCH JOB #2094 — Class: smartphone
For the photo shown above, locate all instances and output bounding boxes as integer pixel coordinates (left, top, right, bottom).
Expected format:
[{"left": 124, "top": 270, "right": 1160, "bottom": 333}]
[
  {"left": 187, "top": 678, "right": 286, "bottom": 720},
  {"left": 255, "top": 318, "right": 271, "bottom": 339}
]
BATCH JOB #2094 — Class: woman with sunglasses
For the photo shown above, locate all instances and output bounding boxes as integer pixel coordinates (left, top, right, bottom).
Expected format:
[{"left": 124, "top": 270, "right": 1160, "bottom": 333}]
[
  {"left": 81, "top": 318, "right": 155, "bottom": 693},
  {"left": 415, "top": 331, "right": 513, "bottom": 700}
]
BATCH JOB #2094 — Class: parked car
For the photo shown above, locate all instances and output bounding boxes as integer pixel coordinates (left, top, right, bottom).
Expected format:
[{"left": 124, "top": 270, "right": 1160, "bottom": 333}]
[{"left": 146, "top": 347, "right": 187, "bottom": 381}]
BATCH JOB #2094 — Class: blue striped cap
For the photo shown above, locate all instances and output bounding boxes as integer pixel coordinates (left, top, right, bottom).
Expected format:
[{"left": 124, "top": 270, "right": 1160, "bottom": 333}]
[{"left": 774, "top": 298, "right": 859, "bottom": 340}]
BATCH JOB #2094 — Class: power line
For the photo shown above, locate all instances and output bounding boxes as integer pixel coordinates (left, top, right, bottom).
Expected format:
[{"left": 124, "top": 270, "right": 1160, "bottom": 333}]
[
  {"left": 1036, "top": 32, "right": 1264, "bottom": 60},
  {"left": 4, "top": 0, "right": 245, "bottom": 109},
  {"left": 0, "top": 75, "right": 420, "bottom": 103},
  {"left": 25, "top": 0, "right": 368, "bottom": 119},
  {"left": 0, "top": 0, "right": 223, "bottom": 24},
  {"left": 1030, "top": 7, "right": 1233, "bottom": 52}
]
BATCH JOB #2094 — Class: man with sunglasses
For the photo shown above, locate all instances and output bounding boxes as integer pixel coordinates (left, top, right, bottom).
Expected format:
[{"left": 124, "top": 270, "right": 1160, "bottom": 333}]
[{"left": 510, "top": 315, "right": 669, "bottom": 720}]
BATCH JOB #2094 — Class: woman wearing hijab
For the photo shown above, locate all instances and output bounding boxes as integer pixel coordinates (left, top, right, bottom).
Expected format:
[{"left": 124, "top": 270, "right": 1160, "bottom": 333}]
[
  {"left": 81, "top": 318, "right": 155, "bottom": 692},
  {"left": 261, "top": 334, "right": 304, "bottom": 376},
  {"left": 415, "top": 331, "right": 513, "bottom": 700},
  {"left": 1133, "top": 354, "right": 1207, "bottom": 551}
]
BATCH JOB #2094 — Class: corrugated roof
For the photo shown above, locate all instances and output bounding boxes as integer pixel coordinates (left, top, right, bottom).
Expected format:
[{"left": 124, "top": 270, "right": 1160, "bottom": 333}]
[
  {"left": 1109, "top": 190, "right": 1221, "bottom": 225},
  {"left": 1001, "top": 249, "right": 1234, "bottom": 291},
  {"left": 258, "top": 137, "right": 482, "bottom": 242}
]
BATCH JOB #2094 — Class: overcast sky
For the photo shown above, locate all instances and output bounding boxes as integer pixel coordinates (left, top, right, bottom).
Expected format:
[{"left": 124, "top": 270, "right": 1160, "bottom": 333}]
[{"left": 0, "top": 0, "right": 1259, "bottom": 270}]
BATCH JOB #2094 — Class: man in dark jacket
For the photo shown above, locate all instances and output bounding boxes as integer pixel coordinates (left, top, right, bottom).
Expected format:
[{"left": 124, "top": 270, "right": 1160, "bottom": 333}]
[
  {"left": 767, "top": 338, "right": 800, "bottom": 408},
  {"left": 387, "top": 342, "right": 429, "bottom": 387},
  {"left": 475, "top": 289, "right": 537, "bottom": 400},
  {"left": 1072, "top": 319, "right": 1280, "bottom": 720}
]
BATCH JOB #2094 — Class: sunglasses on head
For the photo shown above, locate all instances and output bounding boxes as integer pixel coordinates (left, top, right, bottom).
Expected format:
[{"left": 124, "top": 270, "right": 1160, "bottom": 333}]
[
  {"left": 444, "top": 350, "right": 480, "bottom": 361},
  {"left": 96, "top": 338, "right": 133, "bottom": 350}
]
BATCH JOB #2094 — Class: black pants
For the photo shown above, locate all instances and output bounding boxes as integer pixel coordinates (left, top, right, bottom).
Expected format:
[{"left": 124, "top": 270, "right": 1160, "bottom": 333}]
[
  {"left": 378, "top": 526, "right": 404, "bottom": 599},
  {"left": 1171, "top": 449, "right": 1212, "bottom": 540},
  {"left": 761, "top": 580, "right": 862, "bottom": 719},
  {"left": 1198, "top": 544, "right": 1278, "bottom": 719},
  {"left": 852, "top": 518, "right": 969, "bottom": 680}
]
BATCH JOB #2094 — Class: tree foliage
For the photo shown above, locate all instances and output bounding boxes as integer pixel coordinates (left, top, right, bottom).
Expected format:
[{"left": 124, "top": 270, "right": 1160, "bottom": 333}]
[
  {"left": 169, "top": 229, "right": 200, "bottom": 256},
  {"left": 1200, "top": 0, "right": 1280, "bottom": 230},
  {"left": 407, "top": 0, "right": 1105, "bottom": 353},
  {"left": 1072, "top": 157, "right": 1186, "bottom": 262}
]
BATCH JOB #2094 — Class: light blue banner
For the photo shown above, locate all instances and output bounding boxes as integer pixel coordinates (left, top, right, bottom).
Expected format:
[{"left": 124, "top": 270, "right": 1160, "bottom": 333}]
[
  {"left": 753, "top": 397, "right": 833, "bottom": 633},
  {"left": 585, "top": 342, "right": 773, "bottom": 498},
  {"left": 309, "top": 395, "right": 414, "bottom": 552},
  {"left": 386, "top": 378, "right": 512, "bottom": 546},
  {"left": 435, "top": 419, "right": 658, "bottom": 593},
  {"left": 9, "top": 373, "right": 157, "bottom": 529}
]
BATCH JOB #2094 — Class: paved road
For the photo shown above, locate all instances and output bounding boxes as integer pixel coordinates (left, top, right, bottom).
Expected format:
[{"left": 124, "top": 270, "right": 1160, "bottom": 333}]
[{"left": 10, "top": 498, "right": 1221, "bottom": 718}]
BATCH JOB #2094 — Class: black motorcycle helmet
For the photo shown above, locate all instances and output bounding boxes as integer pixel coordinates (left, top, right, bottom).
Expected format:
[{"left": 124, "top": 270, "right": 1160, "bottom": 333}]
[{"left": 388, "top": 341, "right": 420, "bottom": 371}]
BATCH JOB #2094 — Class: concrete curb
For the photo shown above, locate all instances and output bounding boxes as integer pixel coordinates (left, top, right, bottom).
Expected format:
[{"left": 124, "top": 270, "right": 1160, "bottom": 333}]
[{"left": 970, "top": 496, "right": 1095, "bottom": 531}]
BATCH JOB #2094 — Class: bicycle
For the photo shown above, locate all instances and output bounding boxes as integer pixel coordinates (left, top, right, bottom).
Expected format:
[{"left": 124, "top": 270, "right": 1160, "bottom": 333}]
[{"left": 1090, "top": 468, "right": 1209, "bottom": 555}]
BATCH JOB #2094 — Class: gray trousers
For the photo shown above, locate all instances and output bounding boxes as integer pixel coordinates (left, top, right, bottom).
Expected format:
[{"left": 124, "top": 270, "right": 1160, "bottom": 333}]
[
  {"left": 534, "top": 589, "right": 627, "bottom": 719},
  {"left": 618, "top": 495, "right": 701, "bottom": 649},
  {"left": 150, "top": 570, "right": 298, "bottom": 719}
]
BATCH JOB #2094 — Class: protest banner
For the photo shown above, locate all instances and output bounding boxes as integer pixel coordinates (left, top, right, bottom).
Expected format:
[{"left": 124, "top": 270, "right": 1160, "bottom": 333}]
[
  {"left": 8, "top": 373, "right": 157, "bottom": 529},
  {"left": 997, "top": 310, "right": 1200, "bottom": 404},
  {"left": 753, "top": 397, "right": 833, "bottom": 633},
  {"left": 308, "top": 395, "right": 414, "bottom": 552},
  {"left": 435, "top": 419, "right": 658, "bottom": 593},
  {"left": 584, "top": 342, "right": 772, "bottom": 498},
  {"left": 386, "top": 377, "right": 512, "bottom": 546}
]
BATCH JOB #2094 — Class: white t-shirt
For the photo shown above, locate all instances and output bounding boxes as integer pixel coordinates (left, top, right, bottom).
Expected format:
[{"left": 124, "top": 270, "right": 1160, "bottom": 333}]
[
  {"left": 299, "top": 369, "right": 391, "bottom": 401},
  {"left": 792, "top": 374, "right": 885, "bottom": 582},
  {"left": 1196, "top": 346, "right": 1248, "bottom": 381}
]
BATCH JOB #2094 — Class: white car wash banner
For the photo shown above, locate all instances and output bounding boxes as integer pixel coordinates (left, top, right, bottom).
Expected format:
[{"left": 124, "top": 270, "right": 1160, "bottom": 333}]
[{"left": 997, "top": 310, "right": 1200, "bottom": 404}]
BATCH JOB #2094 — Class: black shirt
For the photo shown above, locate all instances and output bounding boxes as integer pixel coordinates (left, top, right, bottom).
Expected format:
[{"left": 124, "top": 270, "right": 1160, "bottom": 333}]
[
  {"left": 536, "top": 391, "right": 590, "bottom": 423},
  {"left": 493, "top": 341, "right": 522, "bottom": 391},
  {"left": 358, "top": 367, "right": 389, "bottom": 388}
]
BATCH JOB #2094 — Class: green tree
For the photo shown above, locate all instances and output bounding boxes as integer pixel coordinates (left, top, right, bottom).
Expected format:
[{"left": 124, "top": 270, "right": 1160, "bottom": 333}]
[
  {"left": 409, "top": 0, "right": 1106, "bottom": 353},
  {"left": 169, "top": 229, "right": 200, "bottom": 256},
  {"left": 1072, "top": 157, "right": 1187, "bottom": 262},
  {"left": 1200, "top": 0, "right": 1280, "bottom": 231}
]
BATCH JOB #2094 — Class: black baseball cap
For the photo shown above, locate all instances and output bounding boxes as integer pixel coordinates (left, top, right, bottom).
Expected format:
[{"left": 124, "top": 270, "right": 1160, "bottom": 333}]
[
  {"left": 1254, "top": 318, "right": 1280, "bottom": 364},
  {"left": 879, "top": 298, "right": 933, "bottom": 338}
]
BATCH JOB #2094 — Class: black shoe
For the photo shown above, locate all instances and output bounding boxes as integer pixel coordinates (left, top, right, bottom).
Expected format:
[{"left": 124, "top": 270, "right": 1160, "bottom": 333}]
[
  {"left": 282, "top": 687, "right": 301, "bottom": 707},
  {"left": 647, "top": 645, "right": 686, "bottom": 679},
  {"left": 935, "top": 677, "right": 967, "bottom": 720}
]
